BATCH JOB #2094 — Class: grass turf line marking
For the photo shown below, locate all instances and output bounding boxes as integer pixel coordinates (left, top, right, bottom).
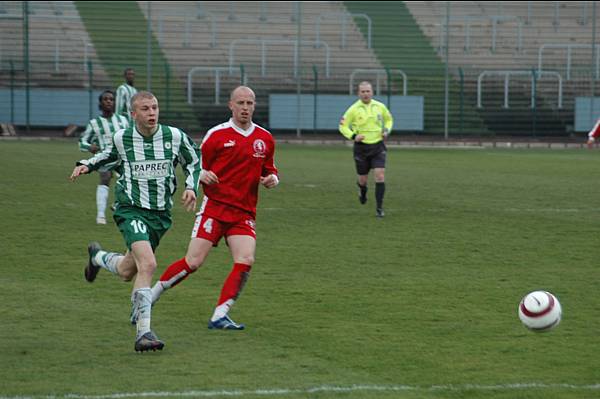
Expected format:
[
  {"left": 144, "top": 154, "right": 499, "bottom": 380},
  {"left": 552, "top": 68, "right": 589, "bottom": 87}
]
[{"left": 3, "top": 383, "right": 600, "bottom": 399}]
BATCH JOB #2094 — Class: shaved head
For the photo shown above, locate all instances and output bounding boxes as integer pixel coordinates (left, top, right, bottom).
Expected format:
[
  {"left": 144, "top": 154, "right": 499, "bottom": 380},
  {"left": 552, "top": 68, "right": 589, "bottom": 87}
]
[
  {"left": 229, "top": 86, "right": 256, "bottom": 130},
  {"left": 230, "top": 86, "right": 255, "bottom": 101}
]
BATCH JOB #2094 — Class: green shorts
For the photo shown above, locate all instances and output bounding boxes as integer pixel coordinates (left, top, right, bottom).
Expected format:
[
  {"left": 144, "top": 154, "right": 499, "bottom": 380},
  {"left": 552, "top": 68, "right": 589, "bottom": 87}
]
[{"left": 113, "top": 205, "right": 172, "bottom": 251}]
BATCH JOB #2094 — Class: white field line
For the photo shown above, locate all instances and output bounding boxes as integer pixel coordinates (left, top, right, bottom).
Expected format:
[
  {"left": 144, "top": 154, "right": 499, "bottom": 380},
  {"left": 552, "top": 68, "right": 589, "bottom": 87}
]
[
  {"left": 3, "top": 383, "right": 600, "bottom": 399},
  {"left": 505, "top": 207, "right": 600, "bottom": 213}
]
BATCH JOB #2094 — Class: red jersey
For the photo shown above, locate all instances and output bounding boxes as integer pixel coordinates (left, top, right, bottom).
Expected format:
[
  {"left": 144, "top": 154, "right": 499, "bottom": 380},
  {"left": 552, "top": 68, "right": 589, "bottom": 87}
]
[
  {"left": 200, "top": 119, "right": 278, "bottom": 219},
  {"left": 589, "top": 119, "right": 600, "bottom": 140}
]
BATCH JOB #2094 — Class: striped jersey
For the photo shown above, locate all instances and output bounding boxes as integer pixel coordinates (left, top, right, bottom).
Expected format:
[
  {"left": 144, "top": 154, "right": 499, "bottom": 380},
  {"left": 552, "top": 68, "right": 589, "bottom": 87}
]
[
  {"left": 79, "top": 113, "right": 129, "bottom": 152},
  {"left": 115, "top": 83, "right": 137, "bottom": 124},
  {"left": 79, "top": 124, "right": 201, "bottom": 212}
]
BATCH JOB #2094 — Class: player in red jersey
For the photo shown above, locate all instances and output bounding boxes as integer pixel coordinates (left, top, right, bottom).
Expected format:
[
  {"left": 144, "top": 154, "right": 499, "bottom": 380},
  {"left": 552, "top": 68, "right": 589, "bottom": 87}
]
[
  {"left": 150, "top": 86, "right": 278, "bottom": 330},
  {"left": 587, "top": 118, "right": 600, "bottom": 148}
]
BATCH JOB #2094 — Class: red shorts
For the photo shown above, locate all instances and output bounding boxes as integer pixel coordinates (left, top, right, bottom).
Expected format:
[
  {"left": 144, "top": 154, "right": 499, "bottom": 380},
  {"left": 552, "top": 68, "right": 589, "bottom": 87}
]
[{"left": 191, "top": 198, "right": 256, "bottom": 246}]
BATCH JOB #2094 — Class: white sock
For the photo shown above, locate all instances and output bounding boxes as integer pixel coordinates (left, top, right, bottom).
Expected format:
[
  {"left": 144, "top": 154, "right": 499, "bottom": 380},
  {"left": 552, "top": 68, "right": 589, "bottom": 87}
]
[
  {"left": 96, "top": 185, "right": 109, "bottom": 218},
  {"left": 93, "top": 250, "right": 123, "bottom": 275},
  {"left": 211, "top": 299, "right": 235, "bottom": 322},
  {"left": 133, "top": 288, "right": 152, "bottom": 337},
  {"left": 150, "top": 281, "right": 164, "bottom": 304}
]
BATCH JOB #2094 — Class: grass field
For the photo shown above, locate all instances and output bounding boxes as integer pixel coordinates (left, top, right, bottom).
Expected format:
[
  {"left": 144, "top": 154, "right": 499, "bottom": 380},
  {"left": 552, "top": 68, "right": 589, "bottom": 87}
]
[{"left": 1, "top": 140, "right": 599, "bottom": 399}]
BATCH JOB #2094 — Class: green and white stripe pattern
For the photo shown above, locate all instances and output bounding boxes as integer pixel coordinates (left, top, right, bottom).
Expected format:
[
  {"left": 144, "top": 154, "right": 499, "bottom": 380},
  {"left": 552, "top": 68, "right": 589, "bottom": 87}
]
[
  {"left": 79, "top": 114, "right": 130, "bottom": 152},
  {"left": 80, "top": 124, "right": 201, "bottom": 211},
  {"left": 115, "top": 83, "right": 137, "bottom": 123}
]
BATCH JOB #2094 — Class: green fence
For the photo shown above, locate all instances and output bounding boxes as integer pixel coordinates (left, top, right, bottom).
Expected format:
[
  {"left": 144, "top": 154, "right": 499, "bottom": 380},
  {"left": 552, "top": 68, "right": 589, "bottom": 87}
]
[{"left": 1, "top": 1, "right": 599, "bottom": 137}]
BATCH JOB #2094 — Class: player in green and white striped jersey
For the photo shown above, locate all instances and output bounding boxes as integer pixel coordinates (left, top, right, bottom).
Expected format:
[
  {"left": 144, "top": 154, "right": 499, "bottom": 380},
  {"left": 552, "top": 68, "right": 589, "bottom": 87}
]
[
  {"left": 70, "top": 91, "right": 201, "bottom": 352},
  {"left": 79, "top": 89, "right": 129, "bottom": 225},
  {"left": 115, "top": 68, "right": 137, "bottom": 124}
]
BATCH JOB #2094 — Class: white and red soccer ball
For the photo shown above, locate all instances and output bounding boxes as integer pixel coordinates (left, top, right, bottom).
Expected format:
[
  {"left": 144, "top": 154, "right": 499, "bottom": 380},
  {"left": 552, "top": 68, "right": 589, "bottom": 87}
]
[{"left": 518, "top": 291, "right": 562, "bottom": 332}]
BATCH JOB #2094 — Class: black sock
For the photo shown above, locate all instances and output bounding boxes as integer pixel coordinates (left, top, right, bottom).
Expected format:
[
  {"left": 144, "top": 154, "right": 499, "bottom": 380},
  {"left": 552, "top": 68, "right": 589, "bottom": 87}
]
[
  {"left": 375, "top": 182, "right": 385, "bottom": 209},
  {"left": 357, "top": 182, "right": 367, "bottom": 197}
]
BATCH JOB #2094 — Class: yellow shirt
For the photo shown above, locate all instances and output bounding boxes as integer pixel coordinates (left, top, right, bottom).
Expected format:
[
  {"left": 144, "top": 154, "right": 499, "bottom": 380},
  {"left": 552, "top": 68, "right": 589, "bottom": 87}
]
[{"left": 339, "top": 99, "right": 393, "bottom": 144}]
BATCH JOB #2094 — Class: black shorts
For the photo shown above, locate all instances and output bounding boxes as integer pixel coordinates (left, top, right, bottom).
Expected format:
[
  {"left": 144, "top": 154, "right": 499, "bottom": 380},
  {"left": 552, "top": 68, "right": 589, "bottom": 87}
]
[{"left": 353, "top": 141, "right": 387, "bottom": 175}]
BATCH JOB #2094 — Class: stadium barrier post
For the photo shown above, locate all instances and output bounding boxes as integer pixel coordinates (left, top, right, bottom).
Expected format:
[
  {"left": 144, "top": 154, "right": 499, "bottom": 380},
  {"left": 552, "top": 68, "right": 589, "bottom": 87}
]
[
  {"left": 87, "top": 60, "right": 93, "bottom": 121},
  {"left": 459, "top": 67, "right": 464, "bottom": 135},
  {"left": 531, "top": 68, "right": 537, "bottom": 137},
  {"left": 9, "top": 60, "right": 14, "bottom": 124},
  {"left": 385, "top": 67, "right": 391, "bottom": 109},
  {"left": 313, "top": 65, "right": 318, "bottom": 134},
  {"left": 23, "top": 1, "right": 30, "bottom": 133},
  {"left": 165, "top": 62, "right": 170, "bottom": 119}
]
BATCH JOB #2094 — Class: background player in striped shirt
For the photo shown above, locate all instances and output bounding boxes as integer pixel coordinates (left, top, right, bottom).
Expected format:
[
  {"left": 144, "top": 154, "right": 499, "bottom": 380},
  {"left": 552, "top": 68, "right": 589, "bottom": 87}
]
[
  {"left": 587, "top": 118, "right": 600, "bottom": 148},
  {"left": 78, "top": 89, "right": 129, "bottom": 225},
  {"left": 150, "top": 86, "right": 279, "bottom": 330},
  {"left": 115, "top": 68, "right": 137, "bottom": 124},
  {"left": 69, "top": 91, "right": 201, "bottom": 352}
]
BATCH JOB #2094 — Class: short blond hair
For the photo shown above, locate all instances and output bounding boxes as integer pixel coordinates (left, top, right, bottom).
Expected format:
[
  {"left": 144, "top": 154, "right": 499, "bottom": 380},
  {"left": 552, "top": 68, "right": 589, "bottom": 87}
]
[
  {"left": 358, "top": 81, "right": 373, "bottom": 91},
  {"left": 130, "top": 91, "right": 157, "bottom": 111}
]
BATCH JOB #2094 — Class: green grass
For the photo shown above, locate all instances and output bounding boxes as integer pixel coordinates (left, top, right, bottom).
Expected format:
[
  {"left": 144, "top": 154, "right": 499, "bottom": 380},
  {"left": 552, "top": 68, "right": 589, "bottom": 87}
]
[{"left": 1, "top": 140, "right": 599, "bottom": 399}]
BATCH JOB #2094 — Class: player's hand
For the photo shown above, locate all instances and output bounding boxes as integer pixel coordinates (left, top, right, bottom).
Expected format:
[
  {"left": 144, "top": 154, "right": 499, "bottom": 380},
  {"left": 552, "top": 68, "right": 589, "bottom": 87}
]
[
  {"left": 89, "top": 144, "right": 99, "bottom": 154},
  {"left": 181, "top": 189, "right": 197, "bottom": 212},
  {"left": 354, "top": 134, "right": 365, "bottom": 142},
  {"left": 200, "top": 170, "right": 219, "bottom": 185},
  {"left": 260, "top": 174, "right": 279, "bottom": 189},
  {"left": 69, "top": 165, "right": 89, "bottom": 181},
  {"left": 587, "top": 139, "right": 595, "bottom": 149}
]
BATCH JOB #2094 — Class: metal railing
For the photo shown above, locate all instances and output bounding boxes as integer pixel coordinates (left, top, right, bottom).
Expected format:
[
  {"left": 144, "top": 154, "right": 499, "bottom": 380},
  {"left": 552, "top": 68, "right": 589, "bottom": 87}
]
[
  {"left": 82, "top": 39, "right": 93, "bottom": 72},
  {"left": 187, "top": 66, "right": 248, "bottom": 105},
  {"left": 477, "top": 70, "right": 563, "bottom": 109},
  {"left": 156, "top": 11, "right": 217, "bottom": 48},
  {"left": 315, "top": 12, "right": 372, "bottom": 49},
  {"left": 439, "top": 15, "right": 523, "bottom": 53},
  {"left": 349, "top": 69, "right": 407, "bottom": 96},
  {"left": 538, "top": 43, "right": 600, "bottom": 80},
  {"left": 228, "top": 38, "right": 330, "bottom": 78}
]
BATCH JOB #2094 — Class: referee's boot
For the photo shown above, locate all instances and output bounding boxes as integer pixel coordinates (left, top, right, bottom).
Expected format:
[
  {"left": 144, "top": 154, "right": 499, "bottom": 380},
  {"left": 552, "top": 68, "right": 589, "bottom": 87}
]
[{"left": 376, "top": 208, "right": 385, "bottom": 218}]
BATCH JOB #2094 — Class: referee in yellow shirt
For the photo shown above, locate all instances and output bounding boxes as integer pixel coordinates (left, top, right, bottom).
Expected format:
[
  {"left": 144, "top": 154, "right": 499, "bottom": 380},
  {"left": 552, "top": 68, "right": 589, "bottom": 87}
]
[{"left": 339, "top": 81, "right": 393, "bottom": 218}]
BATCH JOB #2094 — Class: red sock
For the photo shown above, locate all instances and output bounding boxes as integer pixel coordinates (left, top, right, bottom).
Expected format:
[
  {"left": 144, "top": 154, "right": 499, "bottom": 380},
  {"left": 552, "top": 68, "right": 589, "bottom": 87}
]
[
  {"left": 217, "top": 263, "right": 251, "bottom": 305},
  {"left": 160, "top": 257, "right": 194, "bottom": 289}
]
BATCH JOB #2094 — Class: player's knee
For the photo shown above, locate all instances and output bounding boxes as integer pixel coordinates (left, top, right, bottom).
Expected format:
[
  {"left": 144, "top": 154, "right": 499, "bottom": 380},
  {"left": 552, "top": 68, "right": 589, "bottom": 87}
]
[
  {"left": 138, "top": 260, "right": 157, "bottom": 276},
  {"left": 99, "top": 172, "right": 111, "bottom": 186},
  {"left": 117, "top": 257, "right": 137, "bottom": 281},
  {"left": 185, "top": 253, "right": 205, "bottom": 270},
  {"left": 120, "top": 270, "right": 136, "bottom": 282},
  {"left": 236, "top": 254, "right": 255, "bottom": 266}
]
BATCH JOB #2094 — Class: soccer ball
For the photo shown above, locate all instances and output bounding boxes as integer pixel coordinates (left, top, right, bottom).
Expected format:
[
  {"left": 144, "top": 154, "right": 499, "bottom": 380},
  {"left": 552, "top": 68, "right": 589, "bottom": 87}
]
[{"left": 518, "top": 291, "right": 562, "bottom": 332}]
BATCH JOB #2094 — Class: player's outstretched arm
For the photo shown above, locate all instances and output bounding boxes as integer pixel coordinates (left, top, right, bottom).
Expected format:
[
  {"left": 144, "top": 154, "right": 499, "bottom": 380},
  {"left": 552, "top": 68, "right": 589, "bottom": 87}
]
[{"left": 69, "top": 165, "right": 90, "bottom": 181}]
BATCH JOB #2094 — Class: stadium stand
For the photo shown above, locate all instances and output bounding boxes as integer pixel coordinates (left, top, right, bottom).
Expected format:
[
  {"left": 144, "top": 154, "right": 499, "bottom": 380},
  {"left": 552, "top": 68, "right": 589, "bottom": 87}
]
[
  {"left": 1, "top": 1, "right": 599, "bottom": 137},
  {"left": 137, "top": 1, "right": 384, "bottom": 132},
  {"left": 0, "top": 1, "right": 108, "bottom": 88},
  {"left": 405, "top": 1, "right": 598, "bottom": 135}
]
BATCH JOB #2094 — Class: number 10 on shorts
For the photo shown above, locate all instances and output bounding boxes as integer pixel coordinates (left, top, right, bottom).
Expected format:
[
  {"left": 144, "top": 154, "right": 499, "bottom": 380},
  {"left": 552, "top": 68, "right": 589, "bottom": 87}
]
[{"left": 130, "top": 220, "right": 148, "bottom": 234}]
